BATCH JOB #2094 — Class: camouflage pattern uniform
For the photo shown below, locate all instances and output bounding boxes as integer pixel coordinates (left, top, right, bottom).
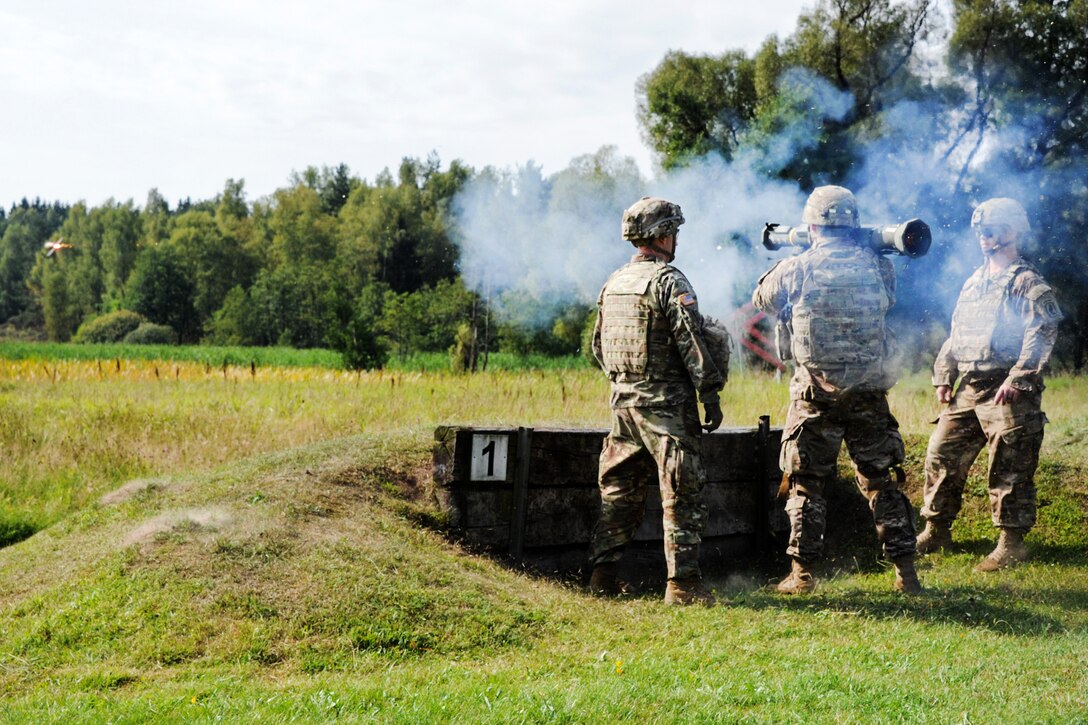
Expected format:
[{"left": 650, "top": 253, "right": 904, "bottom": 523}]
[
  {"left": 922, "top": 259, "right": 1062, "bottom": 531},
  {"left": 753, "top": 230, "right": 917, "bottom": 564},
  {"left": 590, "top": 253, "right": 726, "bottom": 581}
]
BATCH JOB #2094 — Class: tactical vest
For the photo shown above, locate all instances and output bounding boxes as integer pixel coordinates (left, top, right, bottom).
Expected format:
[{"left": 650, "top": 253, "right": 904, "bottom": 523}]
[
  {"left": 599, "top": 261, "right": 686, "bottom": 381},
  {"left": 790, "top": 242, "right": 889, "bottom": 387},
  {"left": 949, "top": 261, "right": 1029, "bottom": 366}
]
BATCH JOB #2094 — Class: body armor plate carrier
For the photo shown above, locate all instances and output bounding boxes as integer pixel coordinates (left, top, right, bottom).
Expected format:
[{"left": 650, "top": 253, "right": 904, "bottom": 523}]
[
  {"left": 599, "top": 262, "right": 686, "bottom": 381},
  {"left": 791, "top": 244, "right": 890, "bottom": 389},
  {"left": 949, "top": 262, "right": 1030, "bottom": 367}
]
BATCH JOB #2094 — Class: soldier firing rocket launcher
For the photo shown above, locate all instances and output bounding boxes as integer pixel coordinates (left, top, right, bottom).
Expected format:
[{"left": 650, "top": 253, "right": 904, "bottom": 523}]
[
  {"left": 759, "top": 217, "right": 932, "bottom": 365},
  {"left": 761, "top": 218, "right": 932, "bottom": 258}
]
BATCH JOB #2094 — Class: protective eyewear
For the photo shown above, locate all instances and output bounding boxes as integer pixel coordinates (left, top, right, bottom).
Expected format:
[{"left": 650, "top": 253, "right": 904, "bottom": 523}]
[{"left": 976, "top": 225, "right": 1008, "bottom": 238}]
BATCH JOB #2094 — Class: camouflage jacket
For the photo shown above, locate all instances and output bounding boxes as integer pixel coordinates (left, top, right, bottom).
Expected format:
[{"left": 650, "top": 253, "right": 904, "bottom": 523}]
[
  {"left": 592, "top": 254, "right": 726, "bottom": 409},
  {"left": 933, "top": 258, "right": 1062, "bottom": 392},
  {"left": 752, "top": 236, "right": 897, "bottom": 399}
]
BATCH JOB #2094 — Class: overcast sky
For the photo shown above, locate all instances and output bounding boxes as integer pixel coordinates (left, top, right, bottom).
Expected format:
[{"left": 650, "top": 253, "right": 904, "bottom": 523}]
[{"left": 1, "top": 0, "right": 810, "bottom": 210}]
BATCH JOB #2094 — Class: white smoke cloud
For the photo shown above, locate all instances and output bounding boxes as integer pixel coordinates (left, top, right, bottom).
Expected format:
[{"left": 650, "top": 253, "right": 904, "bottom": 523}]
[
  {"left": 453, "top": 152, "right": 805, "bottom": 329},
  {"left": 450, "top": 61, "right": 1085, "bottom": 345}
]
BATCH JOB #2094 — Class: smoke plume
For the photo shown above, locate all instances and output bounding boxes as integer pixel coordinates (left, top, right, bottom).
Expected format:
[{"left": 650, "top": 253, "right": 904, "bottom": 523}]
[{"left": 451, "top": 64, "right": 1084, "bottom": 357}]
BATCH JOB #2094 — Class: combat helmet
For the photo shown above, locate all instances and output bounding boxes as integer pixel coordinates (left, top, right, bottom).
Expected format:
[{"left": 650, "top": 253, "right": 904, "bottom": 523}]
[
  {"left": 971, "top": 198, "right": 1030, "bottom": 235},
  {"left": 621, "top": 197, "right": 685, "bottom": 242},
  {"left": 802, "top": 185, "right": 860, "bottom": 228}
]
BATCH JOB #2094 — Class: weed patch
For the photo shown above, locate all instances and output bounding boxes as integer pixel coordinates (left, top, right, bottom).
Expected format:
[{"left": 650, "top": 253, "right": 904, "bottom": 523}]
[{"left": 0, "top": 514, "right": 38, "bottom": 548}]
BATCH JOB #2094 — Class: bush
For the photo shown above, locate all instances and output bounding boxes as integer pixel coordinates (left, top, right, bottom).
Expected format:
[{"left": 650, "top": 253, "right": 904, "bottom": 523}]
[
  {"left": 72, "top": 310, "right": 146, "bottom": 344},
  {"left": 123, "top": 323, "right": 178, "bottom": 345},
  {"left": 334, "top": 285, "right": 388, "bottom": 370}
]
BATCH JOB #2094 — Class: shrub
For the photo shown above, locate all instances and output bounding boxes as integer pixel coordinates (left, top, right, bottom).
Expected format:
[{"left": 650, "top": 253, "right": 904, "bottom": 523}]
[
  {"left": 123, "top": 323, "right": 178, "bottom": 345},
  {"left": 72, "top": 310, "right": 146, "bottom": 344}
]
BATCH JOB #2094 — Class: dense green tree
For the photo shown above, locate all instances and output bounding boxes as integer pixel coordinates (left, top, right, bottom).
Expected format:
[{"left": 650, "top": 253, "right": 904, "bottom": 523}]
[
  {"left": 31, "top": 199, "right": 143, "bottom": 325},
  {"left": 0, "top": 200, "right": 68, "bottom": 323},
  {"left": 376, "top": 278, "right": 477, "bottom": 357},
  {"left": 127, "top": 244, "right": 200, "bottom": 342},
  {"left": 0, "top": 222, "right": 39, "bottom": 322},
  {"left": 168, "top": 210, "right": 258, "bottom": 324},
  {"left": 245, "top": 264, "right": 340, "bottom": 348},
  {"left": 750, "top": 0, "right": 934, "bottom": 182},
  {"left": 292, "top": 163, "right": 359, "bottom": 216},
  {"left": 258, "top": 185, "right": 338, "bottom": 269},
  {"left": 39, "top": 259, "right": 79, "bottom": 341},
  {"left": 216, "top": 179, "right": 249, "bottom": 221},
  {"left": 636, "top": 0, "right": 933, "bottom": 179},
  {"left": 143, "top": 188, "right": 172, "bottom": 246},
  {"left": 330, "top": 282, "right": 388, "bottom": 369},
  {"left": 637, "top": 50, "right": 758, "bottom": 169},
  {"left": 336, "top": 155, "right": 462, "bottom": 294},
  {"left": 779, "top": 0, "right": 933, "bottom": 114},
  {"left": 39, "top": 203, "right": 104, "bottom": 331},
  {"left": 96, "top": 201, "right": 142, "bottom": 310},
  {"left": 948, "top": 0, "right": 1088, "bottom": 173},
  {"left": 204, "top": 286, "right": 252, "bottom": 346}
]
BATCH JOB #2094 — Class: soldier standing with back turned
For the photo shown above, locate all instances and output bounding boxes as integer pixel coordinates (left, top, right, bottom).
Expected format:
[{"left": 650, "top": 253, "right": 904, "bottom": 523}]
[
  {"left": 917, "top": 198, "right": 1062, "bottom": 570},
  {"left": 588, "top": 196, "right": 729, "bottom": 606},
  {"left": 753, "top": 186, "right": 921, "bottom": 594}
]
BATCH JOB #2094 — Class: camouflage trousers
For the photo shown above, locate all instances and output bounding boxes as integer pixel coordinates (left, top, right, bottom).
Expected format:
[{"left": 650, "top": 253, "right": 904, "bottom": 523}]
[
  {"left": 779, "top": 390, "right": 916, "bottom": 561},
  {"left": 922, "top": 376, "right": 1045, "bottom": 531},
  {"left": 590, "top": 402, "right": 708, "bottom": 580}
]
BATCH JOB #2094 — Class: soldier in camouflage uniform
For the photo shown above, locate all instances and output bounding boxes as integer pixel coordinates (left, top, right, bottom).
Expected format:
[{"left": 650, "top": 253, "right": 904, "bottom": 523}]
[
  {"left": 588, "top": 196, "right": 729, "bottom": 606},
  {"left": 918, "top": 198, "right": 1062, "bottom": 571},
  {"left": 753, "top": 186, "right": 921, "bottom": 594}
]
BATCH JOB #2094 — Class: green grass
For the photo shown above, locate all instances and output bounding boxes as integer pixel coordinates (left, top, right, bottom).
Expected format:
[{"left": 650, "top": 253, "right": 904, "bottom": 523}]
[
  {"left": 1, "top": 363, "right": 1087, "bottom": 720},
  {"left": 0, "top": 341, "right": 345, "bottom": 369},
  {"left": 0, "top": 359, "right": 614, "bottom": 538},
  {"left": 0, "top": 429, "right": 1086, "bottom": 721},
  {"left": 0, "top": 341, "right": 594, "bottom": 373}
]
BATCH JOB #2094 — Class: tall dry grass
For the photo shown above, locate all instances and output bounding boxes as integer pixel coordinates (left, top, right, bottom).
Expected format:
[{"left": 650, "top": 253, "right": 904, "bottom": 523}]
[{"left": 2, "top": 356, "right": 1082, "bottom": 536}]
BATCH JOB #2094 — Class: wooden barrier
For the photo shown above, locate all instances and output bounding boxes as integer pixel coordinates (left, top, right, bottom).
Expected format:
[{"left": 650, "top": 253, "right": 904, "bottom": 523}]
[{"left": 433, "top": 423, "right": 787, "bottom": 576}]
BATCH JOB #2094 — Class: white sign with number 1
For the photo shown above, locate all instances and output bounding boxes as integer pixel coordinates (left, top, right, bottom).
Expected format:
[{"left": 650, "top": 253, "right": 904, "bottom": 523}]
[{"left": 470, "top": 434, "right": 509, "bottom": 481}]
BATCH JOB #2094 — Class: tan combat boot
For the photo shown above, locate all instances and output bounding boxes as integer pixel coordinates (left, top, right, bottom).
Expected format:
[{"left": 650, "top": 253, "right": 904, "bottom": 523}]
[
  {"left": 892, "top": 556, "right": 923, "bottom": 594},
  {"left": 775, "top": 559, "right": 816, "bottom": 594},
  {"left": 975, "top": 528, "right": 1029, "bottom": 572},
  {"left": 915, "top": 521, "right": 953, "bottom": 555},
  {"left": 664, "top": 578, "right": 716, "bottom": 606},
  {"left": 588, "top": 563, "right": 630, "bottom": 596}
]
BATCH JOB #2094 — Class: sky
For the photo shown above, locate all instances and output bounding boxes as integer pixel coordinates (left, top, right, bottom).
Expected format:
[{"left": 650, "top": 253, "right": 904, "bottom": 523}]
[{"left": 1, "top": 0, "right": 811, "bottom": 210}]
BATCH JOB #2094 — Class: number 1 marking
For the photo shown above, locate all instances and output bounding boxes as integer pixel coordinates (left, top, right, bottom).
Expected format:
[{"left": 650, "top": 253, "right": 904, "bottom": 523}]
[{"left": 482, "top": 440, "right": 495, "bottom": 476}]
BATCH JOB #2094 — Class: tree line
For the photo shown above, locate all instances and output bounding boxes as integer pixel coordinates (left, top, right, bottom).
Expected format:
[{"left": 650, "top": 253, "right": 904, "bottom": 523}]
[
  {"left": 2, "top": 0, "right": 1085, "bottom": 369},
  {"left": 0, "top": 158, "right": 593, "bottom": 369}
]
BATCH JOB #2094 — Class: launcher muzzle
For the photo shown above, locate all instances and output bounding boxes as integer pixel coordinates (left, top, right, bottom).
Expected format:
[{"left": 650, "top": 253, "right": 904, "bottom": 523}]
[{"left": 762, "top": 219, "right": 932, "bottom": 258}]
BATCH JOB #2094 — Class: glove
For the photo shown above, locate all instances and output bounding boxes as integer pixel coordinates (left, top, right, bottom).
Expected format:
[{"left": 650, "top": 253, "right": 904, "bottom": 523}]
[{"left": 702, "top": 401, "right": 723, "bottom": 433}]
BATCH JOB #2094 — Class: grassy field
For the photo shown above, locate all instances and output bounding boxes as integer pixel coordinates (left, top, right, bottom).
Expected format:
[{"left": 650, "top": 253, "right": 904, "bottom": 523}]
[
  {"left": 1, "top": 350, "right": 1087, "bottom": 721},
  {"left": 0, "top": 341, "right": 591, "bottom": 372},
  {"left": 0, "top": 355, "right": 610, "bottom": 544},
  {"left": 0, "top": 341, "right": 346, "bottom": 369}
]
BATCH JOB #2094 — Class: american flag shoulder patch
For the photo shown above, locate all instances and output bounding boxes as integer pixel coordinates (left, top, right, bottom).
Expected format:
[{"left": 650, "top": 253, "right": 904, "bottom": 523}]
[{"left": 677, "top": 292, "right": 696, "bottom": 307}]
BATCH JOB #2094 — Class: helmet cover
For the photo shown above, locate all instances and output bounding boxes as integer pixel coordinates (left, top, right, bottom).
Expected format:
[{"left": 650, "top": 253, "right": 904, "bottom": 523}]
[
  {"left": 971, "top": 197, "right": 1030, "bottom": 234},
  {"left": 802, "top": 185, "right": 860, "bottom": 228},
  {"left": 621, "top": 197, "right": 685, "bottom": 241}
]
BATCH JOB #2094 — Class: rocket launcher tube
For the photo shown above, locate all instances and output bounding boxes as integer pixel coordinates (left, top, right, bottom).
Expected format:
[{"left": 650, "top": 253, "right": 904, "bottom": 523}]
[{"left": 762, "top": 218, "right": 932, "bottom": 258}]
